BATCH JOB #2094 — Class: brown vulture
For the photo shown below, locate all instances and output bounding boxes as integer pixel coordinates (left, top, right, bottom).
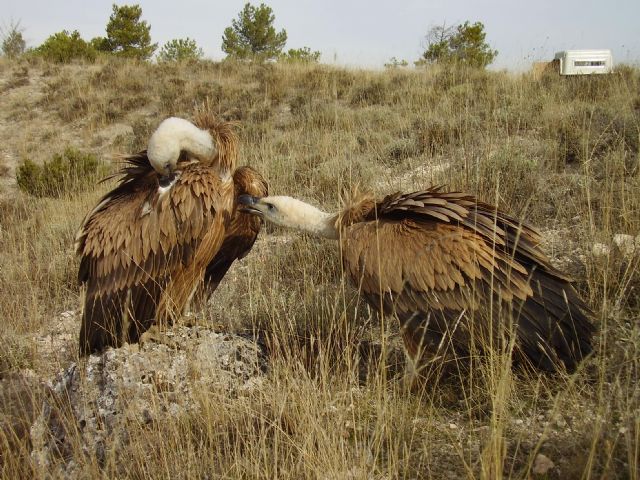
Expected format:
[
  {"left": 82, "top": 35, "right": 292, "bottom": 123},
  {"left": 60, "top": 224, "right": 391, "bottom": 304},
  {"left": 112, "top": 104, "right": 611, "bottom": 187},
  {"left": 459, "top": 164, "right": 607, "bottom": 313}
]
[
  {"left": 238, "top": 188, "right": 595, "bottom": 373},
  {"left": 75, "top": 112, "right": 267, "bottom": 356}
]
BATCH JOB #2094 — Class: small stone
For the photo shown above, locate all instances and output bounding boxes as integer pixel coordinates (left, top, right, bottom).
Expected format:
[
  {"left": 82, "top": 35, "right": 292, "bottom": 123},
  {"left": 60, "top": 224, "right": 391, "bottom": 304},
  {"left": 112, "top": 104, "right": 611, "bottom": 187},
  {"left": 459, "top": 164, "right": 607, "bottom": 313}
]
[
  {"left": 532, "top": 453, "right": 554, "bottom": 475},
  {"left": 449, "top": 423, "right": 458, "bottom": 429},
  {"left": 613, "top": 233, "right": 639, "bottom": 257},
  {"left": 591, "top": 242, "right": 610, "bottom": 257},
  {"left": 514, "top": 419, "right": 524, "bottom": 426}
]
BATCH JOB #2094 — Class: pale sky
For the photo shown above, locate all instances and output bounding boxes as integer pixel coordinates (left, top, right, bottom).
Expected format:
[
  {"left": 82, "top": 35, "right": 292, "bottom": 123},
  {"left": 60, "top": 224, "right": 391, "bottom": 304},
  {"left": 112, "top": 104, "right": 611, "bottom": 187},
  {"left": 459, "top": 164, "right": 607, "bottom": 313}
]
[{"left": 3, "top": 0, "right": 639, "bottom": 70}]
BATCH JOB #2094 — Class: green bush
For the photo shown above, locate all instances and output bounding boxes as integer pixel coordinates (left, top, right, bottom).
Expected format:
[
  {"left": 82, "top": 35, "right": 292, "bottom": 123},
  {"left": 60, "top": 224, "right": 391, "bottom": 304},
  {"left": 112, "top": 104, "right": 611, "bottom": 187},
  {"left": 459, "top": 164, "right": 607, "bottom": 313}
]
[
  {"left": 157, "top": 38, "right": 203, "bottom": 62},
  {"left": 279, "top": 47, "right": 321, "bottom": 64},
  {"left": 33, "top": 30, "right": 97, "bottom": 63},
  {"left": 1, "top": 21, "right": 26, "bottom": 59},
  {"left": 16, "top": 148, "right": 105, "bottom": 197}
]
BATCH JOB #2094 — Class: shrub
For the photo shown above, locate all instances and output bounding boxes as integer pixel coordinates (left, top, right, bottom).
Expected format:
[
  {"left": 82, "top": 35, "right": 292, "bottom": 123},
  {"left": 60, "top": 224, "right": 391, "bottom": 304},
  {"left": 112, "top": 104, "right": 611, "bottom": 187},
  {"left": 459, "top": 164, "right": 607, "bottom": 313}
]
[
  {"left": 33, "top": 30, "right": 97, "bottom": 63},
  {"left": 158, "top": 38, "right": 203, "bottom": 62},
  {"left": 1, "top": 20, "right": 26, "bottom": 59},
  {"left": 384, "top": 57, "right": 409, "bottom": 69},
  {"left": 280, "top": 47, "right": 321, "bottom": 64},
  {"left": 16, "top": 148, "right": 106, "bottom": 197}
]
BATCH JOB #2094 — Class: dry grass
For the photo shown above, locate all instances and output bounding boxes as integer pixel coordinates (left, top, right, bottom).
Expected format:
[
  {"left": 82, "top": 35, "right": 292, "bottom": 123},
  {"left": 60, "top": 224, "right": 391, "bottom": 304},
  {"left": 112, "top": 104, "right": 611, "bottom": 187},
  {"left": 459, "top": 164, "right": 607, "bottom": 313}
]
[{"left": 0, "top": 58, "right": 639, "bottom": 478}]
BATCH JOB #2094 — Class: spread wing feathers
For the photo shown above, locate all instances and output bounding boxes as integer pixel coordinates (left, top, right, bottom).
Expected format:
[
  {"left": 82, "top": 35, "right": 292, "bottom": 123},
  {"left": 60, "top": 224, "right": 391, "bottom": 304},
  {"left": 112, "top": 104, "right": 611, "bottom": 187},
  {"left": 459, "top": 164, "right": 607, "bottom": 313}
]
[
  {"left": 340, "top": 188, "right": 593, "bottom": 372},
  {"left": 203, "top": 165, "right": 268, "bottom": 296},
  {"left": 77, "top": 153, "right": 232, "bottom": 354}
]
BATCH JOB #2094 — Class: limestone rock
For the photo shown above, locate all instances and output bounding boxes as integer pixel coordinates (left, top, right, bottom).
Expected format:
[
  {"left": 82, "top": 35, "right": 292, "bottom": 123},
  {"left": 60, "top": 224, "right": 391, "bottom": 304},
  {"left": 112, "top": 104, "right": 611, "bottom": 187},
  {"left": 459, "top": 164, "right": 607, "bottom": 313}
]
[
  {"left": 30, "top": 325, "right": 266, "bottom": 477},
  {"left": 532, "top": 453, "right": 555, "bottom": 476},
  {"left": 591, "top": 242, "right": 611, "bottom": 258},
  {"left": 613, "top": 233, "right": 639, "bottom": 258}
]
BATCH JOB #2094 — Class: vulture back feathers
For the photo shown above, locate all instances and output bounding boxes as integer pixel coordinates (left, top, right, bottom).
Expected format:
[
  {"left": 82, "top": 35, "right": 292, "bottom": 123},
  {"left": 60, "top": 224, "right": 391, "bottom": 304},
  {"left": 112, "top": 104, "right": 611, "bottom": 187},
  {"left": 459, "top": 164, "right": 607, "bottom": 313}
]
[
  {"left": 338, "top": 188, "right": 594, "bottom": 372},
  {"left": 239, "top": 187, "right": 595, "bottom": 373}
]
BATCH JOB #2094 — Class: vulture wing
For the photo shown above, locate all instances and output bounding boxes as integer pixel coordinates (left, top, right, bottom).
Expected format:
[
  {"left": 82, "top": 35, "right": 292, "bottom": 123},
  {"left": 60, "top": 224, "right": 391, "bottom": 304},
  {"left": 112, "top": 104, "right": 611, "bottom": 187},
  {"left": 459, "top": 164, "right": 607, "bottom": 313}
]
[
  {"left": 203, "top": 166, "right": 268, "bottom": 296},
  {"left": 76, "top": 154, "right": 232, "bottom": 355},
  {"left": 341, "top": 189, "right": 593, "bottom": 372},
  {"left": 203, "top": 212, "right": 262, "bottom": 294}
]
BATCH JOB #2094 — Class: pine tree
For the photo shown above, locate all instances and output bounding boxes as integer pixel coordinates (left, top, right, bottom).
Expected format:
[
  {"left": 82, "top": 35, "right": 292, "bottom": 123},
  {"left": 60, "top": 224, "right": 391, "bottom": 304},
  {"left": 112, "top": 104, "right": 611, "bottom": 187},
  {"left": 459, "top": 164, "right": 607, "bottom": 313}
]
[
  {"left": 222, "top": 3, "right": 287, "bottom": 61},
  {"left": 102, "top": 4, "right": 157, "bottom": 60},
  {"left": 418, "top": 21, "right": 497, "bottom": 68}
]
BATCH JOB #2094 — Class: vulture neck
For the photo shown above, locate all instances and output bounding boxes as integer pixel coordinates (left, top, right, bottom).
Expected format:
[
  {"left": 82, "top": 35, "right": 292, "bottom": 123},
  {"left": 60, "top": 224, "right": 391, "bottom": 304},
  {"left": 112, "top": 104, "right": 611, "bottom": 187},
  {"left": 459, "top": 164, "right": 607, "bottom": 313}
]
[{"left": 281, "top": 199, "right": 339, "bottom": 240}]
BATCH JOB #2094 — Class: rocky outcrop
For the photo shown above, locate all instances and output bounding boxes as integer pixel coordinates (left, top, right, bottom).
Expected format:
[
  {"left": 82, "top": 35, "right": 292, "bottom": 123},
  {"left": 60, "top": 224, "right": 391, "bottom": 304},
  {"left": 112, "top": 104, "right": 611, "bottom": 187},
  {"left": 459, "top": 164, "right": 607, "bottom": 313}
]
[{"left": 30, "top": 326, "right": 266, "bottom": 477}]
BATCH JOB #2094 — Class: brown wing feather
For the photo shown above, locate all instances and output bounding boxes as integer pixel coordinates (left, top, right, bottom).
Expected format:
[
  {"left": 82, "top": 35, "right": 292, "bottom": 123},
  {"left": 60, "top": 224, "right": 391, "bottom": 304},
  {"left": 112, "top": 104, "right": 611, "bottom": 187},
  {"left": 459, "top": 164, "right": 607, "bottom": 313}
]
[
  {"left": 340, "top": 188, "right": 594, "bottom": 372},
  {"left": 77, "top": 154, "right": 233, "bottom": 355},
  {"left": 203, "top": 166, "right": 268, "bottom": 297},
  {"left": 203, "top": 214, "right": 262, "bottom": 294}
]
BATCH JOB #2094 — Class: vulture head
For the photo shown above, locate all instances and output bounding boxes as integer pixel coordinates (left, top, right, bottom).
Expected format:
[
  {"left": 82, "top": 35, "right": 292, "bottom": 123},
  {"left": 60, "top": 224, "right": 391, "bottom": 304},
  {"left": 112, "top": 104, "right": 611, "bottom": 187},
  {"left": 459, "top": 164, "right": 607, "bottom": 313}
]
[
  {"left": 147, "top": 117, "right": 217, "bottom": 176},
  {"left": 238, "top": 195, "right": 338, "bottom": 239}
]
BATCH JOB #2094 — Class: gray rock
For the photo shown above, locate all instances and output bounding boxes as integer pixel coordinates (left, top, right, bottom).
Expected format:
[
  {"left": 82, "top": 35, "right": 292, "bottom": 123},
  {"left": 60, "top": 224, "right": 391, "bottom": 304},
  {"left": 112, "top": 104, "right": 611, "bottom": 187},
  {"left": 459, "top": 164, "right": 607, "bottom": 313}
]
[
  {"left": 532, "top": 453, "right": 555, "bottom": 475},
  {"left": 591, "top": 242, "right": 611, "bottom": 258},
  {"left": 613, "top": 233, "right": 639, "bottom": 258},
  {"left": 30, "top": 325, "right": 266, "bottom": 477}
]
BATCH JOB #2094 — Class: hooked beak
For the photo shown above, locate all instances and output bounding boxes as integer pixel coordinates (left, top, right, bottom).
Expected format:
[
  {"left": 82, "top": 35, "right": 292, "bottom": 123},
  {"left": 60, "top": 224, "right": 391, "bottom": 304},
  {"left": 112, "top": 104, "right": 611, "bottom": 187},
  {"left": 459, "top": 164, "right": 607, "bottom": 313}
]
[
  {"left": 158, "top": 170, "right": 177, "bottom": 188},
  {"left": 238, "top": 194, "right": 264, "bottom": 216}
]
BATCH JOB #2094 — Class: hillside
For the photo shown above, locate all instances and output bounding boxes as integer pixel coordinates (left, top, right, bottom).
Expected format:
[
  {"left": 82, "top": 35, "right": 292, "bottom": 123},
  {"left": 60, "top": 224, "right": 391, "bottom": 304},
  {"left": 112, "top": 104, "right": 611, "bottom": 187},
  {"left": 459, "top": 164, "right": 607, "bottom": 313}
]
[{"left": 0, "top": 57, "right": 639, "bottom": 478}]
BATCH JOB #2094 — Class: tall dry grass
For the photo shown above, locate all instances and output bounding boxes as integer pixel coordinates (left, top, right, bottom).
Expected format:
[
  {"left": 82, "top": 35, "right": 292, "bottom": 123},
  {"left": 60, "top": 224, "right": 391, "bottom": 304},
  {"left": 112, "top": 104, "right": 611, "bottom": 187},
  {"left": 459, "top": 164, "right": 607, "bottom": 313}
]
[{"left": 0, "top": 58, "right": 638, "bottom": 478}]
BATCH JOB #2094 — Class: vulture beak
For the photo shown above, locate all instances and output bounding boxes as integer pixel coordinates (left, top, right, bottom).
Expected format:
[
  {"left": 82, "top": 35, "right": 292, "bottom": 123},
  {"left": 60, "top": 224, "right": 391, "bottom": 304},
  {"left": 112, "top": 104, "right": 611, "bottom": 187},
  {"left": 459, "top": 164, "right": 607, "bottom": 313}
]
[
  {"left": 238, "top": 195, "right": 265, "bottom": 217},
  {"left": 158, "top": 170, "right": 177, "bottom": 188}
]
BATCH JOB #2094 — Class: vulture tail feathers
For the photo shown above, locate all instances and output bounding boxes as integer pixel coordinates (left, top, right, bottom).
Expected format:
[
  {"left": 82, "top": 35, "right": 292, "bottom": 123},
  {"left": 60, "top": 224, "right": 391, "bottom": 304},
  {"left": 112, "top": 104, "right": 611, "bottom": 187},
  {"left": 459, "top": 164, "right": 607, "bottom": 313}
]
[{"left": 515, "top": 269, "right": 594, "bottom": 372}]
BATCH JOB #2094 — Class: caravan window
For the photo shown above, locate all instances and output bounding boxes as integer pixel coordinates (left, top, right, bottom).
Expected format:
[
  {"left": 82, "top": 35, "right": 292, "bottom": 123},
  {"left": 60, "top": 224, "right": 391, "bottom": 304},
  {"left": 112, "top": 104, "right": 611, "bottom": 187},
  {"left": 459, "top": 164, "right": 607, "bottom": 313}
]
[{"left": 574, "top": 60, "right": 606, "bottom": 67}]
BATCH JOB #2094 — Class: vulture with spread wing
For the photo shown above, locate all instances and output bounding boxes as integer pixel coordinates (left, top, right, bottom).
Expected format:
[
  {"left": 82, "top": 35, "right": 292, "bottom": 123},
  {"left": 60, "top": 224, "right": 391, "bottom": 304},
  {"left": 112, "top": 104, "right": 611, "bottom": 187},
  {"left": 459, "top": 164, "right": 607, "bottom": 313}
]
[
  {"left": 76, "top": 111, "right": 267, "bottom": 355},
  {"left": 238, "top": 188, "right": 595, "bottom": 373}
]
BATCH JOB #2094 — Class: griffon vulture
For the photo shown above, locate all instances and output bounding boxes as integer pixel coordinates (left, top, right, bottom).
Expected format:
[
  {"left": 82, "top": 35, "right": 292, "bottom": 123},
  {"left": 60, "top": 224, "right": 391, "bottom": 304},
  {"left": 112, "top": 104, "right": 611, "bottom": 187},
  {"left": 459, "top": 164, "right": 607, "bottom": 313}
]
[
  {"left": 76, "top": 112, "right": 267, "bottom": 356},
  {"left": 238, "top": 188, "right": 595, "bottom": 373}
]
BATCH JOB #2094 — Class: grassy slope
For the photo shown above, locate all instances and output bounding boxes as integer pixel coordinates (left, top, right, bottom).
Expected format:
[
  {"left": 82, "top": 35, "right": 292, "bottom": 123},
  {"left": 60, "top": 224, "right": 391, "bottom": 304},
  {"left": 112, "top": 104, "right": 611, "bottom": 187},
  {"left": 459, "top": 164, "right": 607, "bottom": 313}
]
[{"left": 0, "top": 57, "right": 638, "bottom": 478}]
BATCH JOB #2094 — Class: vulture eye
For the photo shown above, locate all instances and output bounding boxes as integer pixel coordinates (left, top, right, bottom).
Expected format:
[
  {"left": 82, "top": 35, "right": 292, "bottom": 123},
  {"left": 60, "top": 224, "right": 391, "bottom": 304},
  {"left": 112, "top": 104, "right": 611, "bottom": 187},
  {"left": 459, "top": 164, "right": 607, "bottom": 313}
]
[{"left": 266, "top": 203, "right": 275, "bottom": 211}]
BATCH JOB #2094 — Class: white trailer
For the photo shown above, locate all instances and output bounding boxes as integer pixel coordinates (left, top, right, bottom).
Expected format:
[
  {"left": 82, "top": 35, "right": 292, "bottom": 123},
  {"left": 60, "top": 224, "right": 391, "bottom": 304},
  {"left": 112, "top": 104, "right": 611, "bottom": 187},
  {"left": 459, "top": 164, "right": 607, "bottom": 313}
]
[{"left": 554, "top": 50, "right": 613, "bottom": 75}]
